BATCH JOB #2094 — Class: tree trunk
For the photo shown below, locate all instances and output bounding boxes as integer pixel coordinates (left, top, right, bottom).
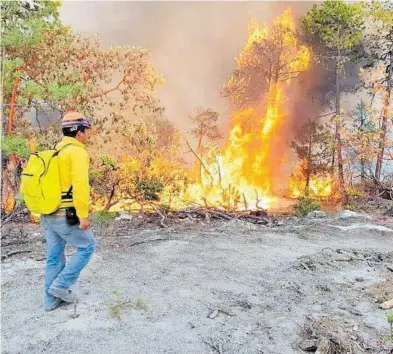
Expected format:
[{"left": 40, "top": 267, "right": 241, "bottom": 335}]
[
  {"left": 197, "top": 136, "right": 203, "bottom": 184},
  {"left": 359, "top": 99, "right": 366, "bottom": 186},
  {"left": 335, "top": 52, "right": 348, "bottom": 205},
  {"left": 375, "top": 49, "right": 392, "bottom": 183},
  {"left": 104, "top": 188, "right": 115, "bottom": 212},
  {"left": 305, "top": 120, "right": 313, "bottom": 197},
  {"left": 7, "top": 75, "right": 21, "bottom": 136}
]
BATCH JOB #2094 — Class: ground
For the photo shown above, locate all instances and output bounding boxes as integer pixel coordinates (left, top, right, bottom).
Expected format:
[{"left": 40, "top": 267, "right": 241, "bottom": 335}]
[{"left": 1, "top": 212, "right": 393, "bottom": 354}]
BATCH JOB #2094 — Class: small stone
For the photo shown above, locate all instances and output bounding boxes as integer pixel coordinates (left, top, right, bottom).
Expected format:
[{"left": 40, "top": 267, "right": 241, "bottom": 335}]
[
  {"left": 355, "top": 277, "right": 364, "bottom": 282},
  {"left": 380, "top": 299, "right": 393, "bottom": 310},
  {"left": 208, "top": 310, "right": 219, "bottom": 319},
  {"left": 307, "top": 210, "right": 327, "bottom": 218},
  {"left": 336, "top": 210, "right": 372, "bottom": 219},
  {"left": 299, "top": 339, "right": 318, "bottom": 352},
  {"left": 115, "top": 212, "right": 133, "bottom": 221}
]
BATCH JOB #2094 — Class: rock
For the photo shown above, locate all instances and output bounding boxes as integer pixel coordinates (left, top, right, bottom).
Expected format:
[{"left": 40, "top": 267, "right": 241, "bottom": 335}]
[
  {"left": 299, "top": 339, "right": 318, "bottom": 352},
  {"left": 307, "top": 210, "right": 327, "bottom": 218},
  {"left": 384, "top": 208, "right": 393, "bottom": 217},
  {"left": 380, "top": 298, "right": 393, "bottom": 310},
  {"left": 330, "top": 224, "right": 393, "bottom": 233},
  {"left": 336, "top": 210, "right": 372, "bottom": 220},
  {"left": 315, "top": 337, "right": 332, "bottom": 354},
  {"left": 208, "top": 310, "right": 219, "bottom": 319},
  {"left": 115, "top": 212, "right": 133, "bottom": 221}
]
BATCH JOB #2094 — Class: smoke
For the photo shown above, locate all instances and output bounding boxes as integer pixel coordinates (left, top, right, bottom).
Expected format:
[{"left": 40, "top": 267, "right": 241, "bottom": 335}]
[{"left": 60, "top": 1, "right": 314, "bottom": 134}]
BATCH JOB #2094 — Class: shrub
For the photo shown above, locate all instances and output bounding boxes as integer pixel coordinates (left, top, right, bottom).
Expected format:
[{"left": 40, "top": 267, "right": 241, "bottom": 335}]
[
  {"left": 1, "top": 135, "right": 30, "bottom": 159},
  {"left": 136, "top": 178, "right": 164, "bottom": 201},
  {"left": 348, "top": 187, "right": 365, "bottom": 198},
  {"left": 92, "top": 211, "right": 116, "bottom": 228},
  {"left": 293, "top": 197, "right": 320, "bottom": 217}
]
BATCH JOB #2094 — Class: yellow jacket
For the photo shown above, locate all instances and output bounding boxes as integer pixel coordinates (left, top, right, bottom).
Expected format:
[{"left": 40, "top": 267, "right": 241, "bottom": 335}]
[{"left": 56, "top": 137, "right": 90, "bottom": 219}]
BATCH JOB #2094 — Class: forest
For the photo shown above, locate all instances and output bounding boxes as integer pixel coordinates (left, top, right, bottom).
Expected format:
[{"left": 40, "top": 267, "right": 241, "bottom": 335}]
[
  {"left": 2, "top": 2, "right": 393, "bottom": 353},
  {"left": 1, "top": 0, "right": 393, "bottom": 219}
]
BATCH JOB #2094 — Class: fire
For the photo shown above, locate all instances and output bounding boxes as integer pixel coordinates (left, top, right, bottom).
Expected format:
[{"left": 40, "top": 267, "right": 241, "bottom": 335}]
[
  {"left": 288, "top": 159, "right": 332, "bottom": 198},
  {"left": 185, "top": 10, "right": 312, "bottom": 210},
  {"left": 289, "top": 176, "right": 332, "bottom": 199}
]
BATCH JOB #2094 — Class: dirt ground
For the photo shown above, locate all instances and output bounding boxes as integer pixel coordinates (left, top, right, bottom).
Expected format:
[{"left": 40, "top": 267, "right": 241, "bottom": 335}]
[{"left": 1, "top": 212, "right": 393, "bottom": 354}]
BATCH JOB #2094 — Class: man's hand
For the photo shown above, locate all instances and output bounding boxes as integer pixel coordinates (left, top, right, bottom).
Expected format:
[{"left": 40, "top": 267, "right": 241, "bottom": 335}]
[{"left": 79, "top": 218, "right": 90, "bottom": 230}]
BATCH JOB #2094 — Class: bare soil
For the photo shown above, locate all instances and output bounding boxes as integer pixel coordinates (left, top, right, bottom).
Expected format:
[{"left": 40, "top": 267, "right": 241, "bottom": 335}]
[{"left": 1, "top": 213, "right": 393, "bottom": 354}]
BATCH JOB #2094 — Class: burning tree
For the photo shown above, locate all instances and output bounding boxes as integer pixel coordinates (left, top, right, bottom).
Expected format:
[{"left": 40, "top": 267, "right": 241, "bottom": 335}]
[
  {"left": 301, "top": 0, "right": 365, "bottom": 204},
  {"left": 186, "top": 10, "right": 311, "bottom": 210},
  {"left": 290, "top": 119, "right": 333, "bottom": 197},
  {"left": 223, "top": 9, "right": 310, "bottom": 109},
  {"left": 188, "top": 107, "right": 221, "bottom": 184}
]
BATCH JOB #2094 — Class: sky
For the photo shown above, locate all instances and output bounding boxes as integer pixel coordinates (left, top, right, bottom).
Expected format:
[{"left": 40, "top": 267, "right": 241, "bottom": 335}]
[{"left": 60, "top": 1, "right": 314, "bottom": 133}]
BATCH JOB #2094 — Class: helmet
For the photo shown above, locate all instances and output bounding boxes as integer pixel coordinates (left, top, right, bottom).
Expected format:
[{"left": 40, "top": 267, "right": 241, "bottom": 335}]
[{"left": 62, "top": 110, "right": 92, "bottom": 131}]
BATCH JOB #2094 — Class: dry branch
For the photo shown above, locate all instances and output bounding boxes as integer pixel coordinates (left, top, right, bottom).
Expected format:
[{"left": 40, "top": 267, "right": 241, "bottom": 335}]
[
  {"left": 2, "top": 249, "right": 32, "bottom": 260},
  {"left": 185, "top": 140, "right": 213, "bottom": 179}
]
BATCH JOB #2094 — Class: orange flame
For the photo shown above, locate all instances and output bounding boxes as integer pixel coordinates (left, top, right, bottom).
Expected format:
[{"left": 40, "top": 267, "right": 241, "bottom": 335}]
[
  {"left": 185, "top": 10, "right": 312, "bottom": 210},
  {"left": 288, "top": 160, "right": 332, "bottom": 198}
]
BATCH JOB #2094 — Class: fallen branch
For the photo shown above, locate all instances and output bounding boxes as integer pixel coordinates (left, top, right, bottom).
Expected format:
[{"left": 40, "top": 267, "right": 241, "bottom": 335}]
[
  {"left": 129, "top": 238, "right": 169, "bottom": 247},
  {"left": 301, "top": 262, "right": 314, "bottom": 273},
  {"left": 2, "top": 249, "right": 32, "bottom": 260},
  {"left": 185, "top": 140, "right": 213, "bottom": 179},
  {"left": 149, "top": 203, "right": 168, "bottom": 228},
  {"left": 202, "top": 338, "right": 223, "bottom": 354},
  {"left": 1, "top": 207, "right": 28, "bottom": 227}
]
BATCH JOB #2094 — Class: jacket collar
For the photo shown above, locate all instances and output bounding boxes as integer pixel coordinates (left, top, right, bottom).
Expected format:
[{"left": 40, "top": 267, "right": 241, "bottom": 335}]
[{"left": 58, "top": 136, "right": 86, "bottom": 149}]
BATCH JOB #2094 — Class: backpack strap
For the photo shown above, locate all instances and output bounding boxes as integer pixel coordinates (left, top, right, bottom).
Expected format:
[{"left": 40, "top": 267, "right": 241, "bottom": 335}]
[
  {"left": 54, "top": 143, "right": 74, "bottom": 157},
  {"left": 55, "top": 143, "right": 75, "bottom": 200}
]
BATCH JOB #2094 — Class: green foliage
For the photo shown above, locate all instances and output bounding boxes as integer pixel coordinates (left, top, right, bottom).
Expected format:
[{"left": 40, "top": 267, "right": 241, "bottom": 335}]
[
  {"left": 293, "top": 197, "right": 321, "bottom": 217},
  {"left": 92, "top": 211, "right": 116, "bottom": 228},
  {"left": 47, "top": 82, "right": 85, "bottom": 100},
  {"left": 134, "top": 298, "right": 148, "bottom": 311},
  {"left": 387, "top": 312, "right": 393, "bottom": 340},
  {"left": 387, "top": 312, "right": 393, "bottom": 325},
  {"left": 108, "top": 291, "right": 130, "bottom": 319},
  {"left": 136, "top": 178, "right": 164, "bottom": 201},
  {"left": 1, "top": 0, "right": 63, "bottom": 47},
  {"left": 302, "top": 0, "right": 364, "bottom": 53},
  {"left": 108, "top": 292, "right": 147, "bottom": 319},
  {"left": 1, "top": 135, "right": 30, "bottom": 158},
  {"left": 100, "top": 155, "right": 117, "bottom": 168}
]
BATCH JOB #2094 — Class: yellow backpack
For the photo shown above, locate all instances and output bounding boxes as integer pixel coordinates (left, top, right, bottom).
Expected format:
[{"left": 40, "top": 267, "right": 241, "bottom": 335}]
[{"left": 20, "top": 144, "right": 72, "bottom": 215}]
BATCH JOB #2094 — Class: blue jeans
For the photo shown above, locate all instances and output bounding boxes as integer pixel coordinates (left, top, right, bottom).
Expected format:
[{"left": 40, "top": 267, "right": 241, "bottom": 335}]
[{"left": 41, "top": 215, "right": 96, "bottom": 310}]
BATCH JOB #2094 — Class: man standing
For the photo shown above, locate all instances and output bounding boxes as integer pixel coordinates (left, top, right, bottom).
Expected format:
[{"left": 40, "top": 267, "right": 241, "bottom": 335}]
[{"left": 41, "top": 110, "right": 96, "bottom": 311}]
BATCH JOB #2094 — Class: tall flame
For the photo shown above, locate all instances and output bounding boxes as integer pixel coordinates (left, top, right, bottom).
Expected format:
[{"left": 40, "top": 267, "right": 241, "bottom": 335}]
[{"left": 185, "top": 9, "right": 312, "bottom": 210}]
